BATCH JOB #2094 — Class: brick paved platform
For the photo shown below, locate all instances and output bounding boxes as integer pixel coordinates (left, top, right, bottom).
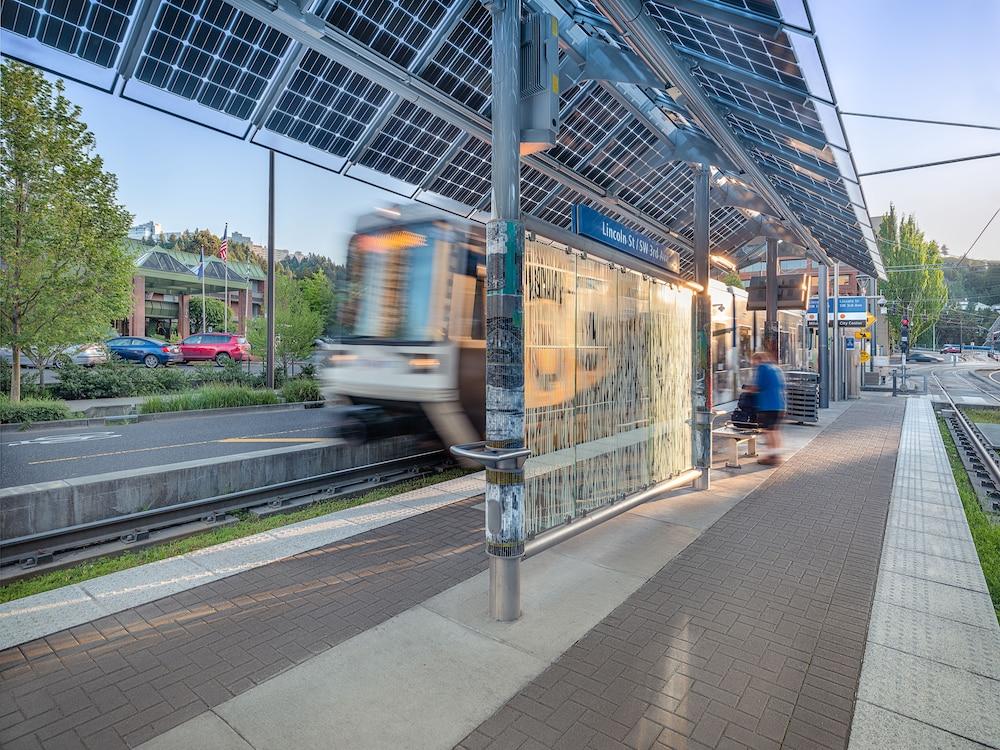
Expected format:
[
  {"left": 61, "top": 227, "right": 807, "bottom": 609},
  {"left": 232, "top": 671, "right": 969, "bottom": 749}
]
[
  {"left": 0, "top": 496, "right": 487, "bottom": 749},
  {"left": 457, "top": 400, "right": 905, "bottom": 750}
]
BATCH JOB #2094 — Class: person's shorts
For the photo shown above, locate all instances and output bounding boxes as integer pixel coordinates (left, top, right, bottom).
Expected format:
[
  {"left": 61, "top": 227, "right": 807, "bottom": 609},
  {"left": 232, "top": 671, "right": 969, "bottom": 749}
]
[{"left": 757, "top": 411, "right": 784, "bottom": 429}]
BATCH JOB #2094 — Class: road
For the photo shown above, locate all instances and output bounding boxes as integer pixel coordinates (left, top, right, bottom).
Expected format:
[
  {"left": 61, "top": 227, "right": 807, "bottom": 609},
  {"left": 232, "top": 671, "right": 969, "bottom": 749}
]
[
  {"left": 926, "top": 358, "right": 1000, "bottom": 406},
  {"left": 0, "top": 407, "right": 341, "bottom": 489}
]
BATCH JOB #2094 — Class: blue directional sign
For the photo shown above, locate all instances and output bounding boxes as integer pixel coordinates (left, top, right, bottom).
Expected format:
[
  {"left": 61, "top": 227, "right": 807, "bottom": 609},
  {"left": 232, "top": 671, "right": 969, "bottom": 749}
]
[
  {"left": 845, "top": 338, "right": 855, "bottom": 350},
  {"left": 571, "top": 204, "right": 679, "bottom": 273},
  {"left": 806, "top": 296, "right": 867, "bottom": 327}
]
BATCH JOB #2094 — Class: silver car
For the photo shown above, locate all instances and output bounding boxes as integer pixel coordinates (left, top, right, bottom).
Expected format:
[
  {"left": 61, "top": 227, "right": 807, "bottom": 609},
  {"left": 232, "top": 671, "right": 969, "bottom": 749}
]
[{"left": 0, "top": 343, "right": 109, "bottom": 368}]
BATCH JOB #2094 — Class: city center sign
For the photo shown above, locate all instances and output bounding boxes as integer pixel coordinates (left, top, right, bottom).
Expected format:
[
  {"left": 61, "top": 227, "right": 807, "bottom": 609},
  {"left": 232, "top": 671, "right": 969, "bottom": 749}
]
[{"left": 806, "top": 296, "right": 868, "bottom": 328}]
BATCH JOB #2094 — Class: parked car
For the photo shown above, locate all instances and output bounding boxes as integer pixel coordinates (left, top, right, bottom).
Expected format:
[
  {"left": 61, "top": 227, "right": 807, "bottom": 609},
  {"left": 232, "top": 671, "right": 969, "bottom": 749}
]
[
  {"left": 0, "top": 343, "right": 109, "bottom": 368},
  {"left": 106, "top": 337, "right": 182, "bottom": 368},
  {"left": 907, "top": 352, "right": 942, "bottom": 363},
  {"left": 178, "top": 333, "right": 251, "bottom": 366},
  {"left": 940, "top": 345, "right": 961, "bottom": 354}
]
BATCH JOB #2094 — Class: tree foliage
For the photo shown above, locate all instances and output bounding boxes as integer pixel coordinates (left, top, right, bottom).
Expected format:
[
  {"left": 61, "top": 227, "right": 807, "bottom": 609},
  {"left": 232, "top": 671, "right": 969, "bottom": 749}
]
[
  {"left": 876, "top": 204, "right": 948, "bottom": 348},
  {"left": 159, "top": 228, "right": 260, "bottom": 266},
  {"left": 188, "top": 296, "right": 229, "bottom": 333},
  {"left": 299, "top": 269, "right": 336, "bottom": 335},
  {"left": 247, "top": 272, "right": 321, "bottom": 375},
  {"left": 0, "top": 61, "right": 133, "bottom": 400}
]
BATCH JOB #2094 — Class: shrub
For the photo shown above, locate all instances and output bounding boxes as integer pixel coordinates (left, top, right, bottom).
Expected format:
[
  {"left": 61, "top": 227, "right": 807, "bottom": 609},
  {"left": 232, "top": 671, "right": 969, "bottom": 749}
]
[
  {"left": 0, "top": 360, "right": 47, "bottom": 399},
  {"left": 0, "top": 395, "right": 74, "bottom": 424},
  {"left": 51, "top": 361, "right": 193, "bottom": 399},
  {"left": 139, "top": 385, "right": 279, "bottom": 414},
  {"left": 282, "top": 378, "right": 321, "bottom": 403}
]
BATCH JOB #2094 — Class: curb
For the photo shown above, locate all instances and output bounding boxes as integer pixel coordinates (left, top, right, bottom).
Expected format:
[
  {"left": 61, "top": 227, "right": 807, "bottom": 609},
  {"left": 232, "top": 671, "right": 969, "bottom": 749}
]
[{"left": 0, "top": 400, "right": 326, "bottom": 434}]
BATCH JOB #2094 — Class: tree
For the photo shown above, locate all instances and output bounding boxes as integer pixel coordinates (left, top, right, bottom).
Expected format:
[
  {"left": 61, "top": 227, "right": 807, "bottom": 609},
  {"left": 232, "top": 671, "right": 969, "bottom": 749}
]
[
  {"left": 876, "top": 204, "right": 948, "bottom": 350},
  {"left": 300, "top": 269, "right": 335, "bottom": 335},
  {"left": 188, "top": 296, "right": 229, "bottom": 333},
  {"left": 0, "top": 61, "right": 133, "bottom": 400},
  {"left": 248, "top": 272, "right": 321, "bottom": 376},
  {"left": 720, "top": 271, "right": 744, "bottom": 289}
]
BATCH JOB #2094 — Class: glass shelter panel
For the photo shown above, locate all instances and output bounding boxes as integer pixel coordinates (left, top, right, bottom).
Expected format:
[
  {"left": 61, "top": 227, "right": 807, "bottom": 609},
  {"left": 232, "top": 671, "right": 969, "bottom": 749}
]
[{"left": 523, "top": 240, "right": 693, "bottom": 538}]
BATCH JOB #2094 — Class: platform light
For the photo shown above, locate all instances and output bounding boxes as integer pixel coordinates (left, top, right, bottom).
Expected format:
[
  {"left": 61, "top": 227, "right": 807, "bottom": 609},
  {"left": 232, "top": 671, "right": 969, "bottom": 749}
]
[
  {"left": 684, "top": 281, "right": 705, "bottom": 293},
  {"left": 709, "top": 254, "right": 737, "bottom": 271}
]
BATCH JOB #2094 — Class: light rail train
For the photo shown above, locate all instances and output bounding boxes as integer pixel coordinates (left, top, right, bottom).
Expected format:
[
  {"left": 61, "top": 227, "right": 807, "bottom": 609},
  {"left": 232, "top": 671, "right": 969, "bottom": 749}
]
[{"left": 320, "top": 205, "right": 809, "bottom": 446}]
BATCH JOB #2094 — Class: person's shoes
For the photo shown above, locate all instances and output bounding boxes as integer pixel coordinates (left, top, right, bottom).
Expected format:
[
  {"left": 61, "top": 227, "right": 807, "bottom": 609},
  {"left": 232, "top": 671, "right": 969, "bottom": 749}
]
[{"left": 758, "top": 456, "right": 783, "bottom": 466}]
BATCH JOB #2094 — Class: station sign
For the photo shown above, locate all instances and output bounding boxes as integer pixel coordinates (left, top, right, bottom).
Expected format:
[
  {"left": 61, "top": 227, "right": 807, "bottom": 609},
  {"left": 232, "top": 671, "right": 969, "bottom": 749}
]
[
  {"left": 571, "top": 204, "right": 680, "bottom": 273},
  {"left": 806, "top": 296, "right": 867, "bottom": 328}
]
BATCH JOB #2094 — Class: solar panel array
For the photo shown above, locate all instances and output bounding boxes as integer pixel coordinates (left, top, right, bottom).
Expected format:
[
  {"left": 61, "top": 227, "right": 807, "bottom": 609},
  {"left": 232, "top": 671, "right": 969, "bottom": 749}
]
[{"left": 0, "top": 0, "right": 882, "bottom": 276}]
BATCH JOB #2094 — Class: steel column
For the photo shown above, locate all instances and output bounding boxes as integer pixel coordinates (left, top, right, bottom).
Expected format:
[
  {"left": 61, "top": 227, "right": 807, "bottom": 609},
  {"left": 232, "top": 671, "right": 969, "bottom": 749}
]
[
  {"left": 266, "top": 150, "right": 276, "bottom": 390},
  {"left": 485, "top": 0, "right": 525, "bottom": 622},
  {"left": 692, "top": 165, "right": 712, "bottom": 490},
  {"left": 831, "top": 262, "right": 840, "bottom": 401},
  {"left": 818, "top": 262, "right": 829, "bottom": 407},
  {"left": 764, "top": 237, "right": 779, "bottom": 358}
]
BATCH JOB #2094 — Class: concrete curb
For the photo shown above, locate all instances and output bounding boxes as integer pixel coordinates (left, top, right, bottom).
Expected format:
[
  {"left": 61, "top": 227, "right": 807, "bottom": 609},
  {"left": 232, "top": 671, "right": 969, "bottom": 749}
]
[
  {"left": 0, "top": 435, "right": 421, "bottom": 539},
  {"left": 0, "top": 399, "right": 325, "bottom": 434}
]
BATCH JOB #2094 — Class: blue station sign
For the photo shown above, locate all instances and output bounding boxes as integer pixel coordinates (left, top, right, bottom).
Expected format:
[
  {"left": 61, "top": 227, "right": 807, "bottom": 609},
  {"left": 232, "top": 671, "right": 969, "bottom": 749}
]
[
  {"left": 571, "top": 204, "right": 679, "bottom": 273},
  {"left": 806, "top": 296, "right": 868, "bottom": 327}
]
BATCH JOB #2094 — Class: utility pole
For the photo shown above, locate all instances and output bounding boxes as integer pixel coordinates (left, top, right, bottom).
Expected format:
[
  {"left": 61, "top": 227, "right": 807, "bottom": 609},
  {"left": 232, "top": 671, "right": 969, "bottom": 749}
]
[{"left": 266, "top": 150, "right": 276, "bottom": 390}]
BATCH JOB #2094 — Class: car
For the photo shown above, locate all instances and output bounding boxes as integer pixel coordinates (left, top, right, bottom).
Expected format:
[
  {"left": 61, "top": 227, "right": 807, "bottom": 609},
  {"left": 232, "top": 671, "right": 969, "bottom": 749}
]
[
  {"left": 178, "top": 333, "right": 251, "bottom": 366},
  {"left": 106, "top": 337, "right": 182, "bottom": 368},
  {"left": 940, "top": 345, "right": 961, "bottom": 354},
  {"left": 907, "top": 352, "right": 942, "bottom": 363},
  {"left": 0, "top": 343, "right": 109, "bottom": 368}
]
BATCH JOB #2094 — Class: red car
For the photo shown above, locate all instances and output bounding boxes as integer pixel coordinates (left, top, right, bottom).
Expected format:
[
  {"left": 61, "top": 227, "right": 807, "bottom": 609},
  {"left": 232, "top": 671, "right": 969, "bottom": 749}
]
[{"left": 179, "top": 333, "right": 251, "bottom": 365}]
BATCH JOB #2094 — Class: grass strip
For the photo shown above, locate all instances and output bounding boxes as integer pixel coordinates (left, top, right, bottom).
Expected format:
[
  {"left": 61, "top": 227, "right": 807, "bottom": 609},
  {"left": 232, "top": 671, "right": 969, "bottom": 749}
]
[
  {"left": 961, "top": 407, "right": 1000, "bottom": 425},
  {"left": 140, "top": 384, "right": 279, "bottom": 414},
  {"left": 0, "top": 467, "right": 474, "bottom": 604},
  {"left": 937, "top": 417, "right": 1000, "bottom": 622}
]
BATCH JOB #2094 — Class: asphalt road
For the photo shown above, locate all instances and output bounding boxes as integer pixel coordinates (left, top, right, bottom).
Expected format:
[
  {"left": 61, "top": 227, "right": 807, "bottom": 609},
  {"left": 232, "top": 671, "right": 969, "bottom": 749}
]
[
  {"left": 927, "top": 359, "right": 1000, "bottom": 405},
  {"left": 0, "top": 407, "right": 341, "bottom": 489}
]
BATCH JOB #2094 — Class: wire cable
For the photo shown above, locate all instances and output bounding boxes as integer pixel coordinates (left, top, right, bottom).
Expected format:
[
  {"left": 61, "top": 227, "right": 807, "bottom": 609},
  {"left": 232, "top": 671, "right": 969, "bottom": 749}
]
[
  {"left": 858, "top": 152, "right": 1000, "bottom": 177},
  {"left": 956, "top": 206, "right": 1000, "bottom": 267},
  {"left": 840, "top": 111, "right": 1000, "bottom": 132}
]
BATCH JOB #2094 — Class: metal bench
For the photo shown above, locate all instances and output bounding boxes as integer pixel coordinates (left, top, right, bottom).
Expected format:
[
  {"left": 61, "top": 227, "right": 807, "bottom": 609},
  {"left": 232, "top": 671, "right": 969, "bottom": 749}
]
[{"left": 713, "top": 427, "right": 758, "bottom": 469}]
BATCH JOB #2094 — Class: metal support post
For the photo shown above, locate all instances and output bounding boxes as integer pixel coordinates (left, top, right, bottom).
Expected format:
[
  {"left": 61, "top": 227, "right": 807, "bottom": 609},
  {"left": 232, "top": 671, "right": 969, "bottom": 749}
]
[
  {"left": 266, "top": 150, "right": 276, "bottom": 390},
  {"left": 831, "top": 262, "right": 840, "bottom": 401},
  {"left": 486, "top": 0, "right": 525, "bottom": 622},
  {"left": 818, "top": 263, "right": 829, "bottom": 408},
  {"left": 764, "top": 237, "right": 779, "bottom": 359},
  {"left": 692, "top": 165, "right": 713, "bottom": 490}
]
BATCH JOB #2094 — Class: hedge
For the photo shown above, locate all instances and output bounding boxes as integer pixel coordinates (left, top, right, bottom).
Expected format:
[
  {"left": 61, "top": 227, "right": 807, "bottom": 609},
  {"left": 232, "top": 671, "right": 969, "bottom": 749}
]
[{"left": 0, "top": 396, "right": 74, "bottom": 424}]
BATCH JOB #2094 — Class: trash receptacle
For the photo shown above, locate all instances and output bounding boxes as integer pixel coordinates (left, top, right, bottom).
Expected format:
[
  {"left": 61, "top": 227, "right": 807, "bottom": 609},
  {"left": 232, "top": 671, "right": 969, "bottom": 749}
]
[{"left": 784, "top": 370, "right": 819, "bottom": 424}]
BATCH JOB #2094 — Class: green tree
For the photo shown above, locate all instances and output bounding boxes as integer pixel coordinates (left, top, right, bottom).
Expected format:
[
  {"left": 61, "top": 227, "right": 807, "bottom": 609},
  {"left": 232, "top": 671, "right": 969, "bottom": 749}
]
[
  {"left": 876, "top": 204, "right": 948, "bottom": 349},
  {"left": 188, "top": 296, "right": 229, "bottom": 333},
  {"left": 300, "top": 269, "right": 335, "bottom": 335},
  {"left": 0, "top": 61, "right": 133, "bottom": 400},
  {"left": 248, "top": 273, "right": 321, "bottom": 376}
]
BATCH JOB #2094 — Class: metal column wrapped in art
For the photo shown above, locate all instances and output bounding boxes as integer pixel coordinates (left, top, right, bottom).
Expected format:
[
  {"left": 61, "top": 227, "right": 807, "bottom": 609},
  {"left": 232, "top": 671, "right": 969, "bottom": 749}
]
[
  {"left": 485, "top": 219, "right": 526, "bottom": 558},
  {"left": 523, "top": 240, "right": 693, "bottom": 538}
]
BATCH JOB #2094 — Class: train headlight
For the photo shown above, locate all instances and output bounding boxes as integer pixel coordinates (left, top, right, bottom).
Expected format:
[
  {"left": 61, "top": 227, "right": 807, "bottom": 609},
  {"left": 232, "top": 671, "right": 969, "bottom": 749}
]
[
  {"left": 327, "top": 353, "right": 357, "bottom": 366},
  {"left": 408, "top": 356, "right": 440, "bottom": 373}
]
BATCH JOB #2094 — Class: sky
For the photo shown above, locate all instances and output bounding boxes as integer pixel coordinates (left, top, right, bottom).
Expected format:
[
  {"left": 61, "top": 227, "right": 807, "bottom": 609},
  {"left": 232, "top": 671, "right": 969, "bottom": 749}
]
[{"left": 56, "top": 0, "right": 1000, "bottom": 264}]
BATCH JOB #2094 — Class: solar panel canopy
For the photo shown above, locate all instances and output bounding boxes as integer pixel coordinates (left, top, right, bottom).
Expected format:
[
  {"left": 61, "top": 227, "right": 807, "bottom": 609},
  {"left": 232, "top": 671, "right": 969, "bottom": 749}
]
[{"left": 1, "top": 0, "right": 884, "bottom": 278}]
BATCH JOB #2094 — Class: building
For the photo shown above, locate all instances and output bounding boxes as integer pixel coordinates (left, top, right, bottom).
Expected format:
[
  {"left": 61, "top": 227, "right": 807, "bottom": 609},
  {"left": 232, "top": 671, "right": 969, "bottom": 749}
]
[
  {"left": 231, "top": 230, "right": 253, "bottom": 245},
  {"left": 128, "top": 221, "right": 162, "bottom": 242},
  {"left": 123, "top": 241, "right": 267, "bottom": 339},
  {"left": 739, "top": 255, "right": 865, "bottom": 297}
]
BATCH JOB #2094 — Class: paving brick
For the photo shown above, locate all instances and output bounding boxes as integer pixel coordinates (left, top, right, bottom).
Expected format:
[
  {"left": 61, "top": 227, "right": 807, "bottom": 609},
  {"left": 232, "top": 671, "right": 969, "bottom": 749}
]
[
  {"left": 459, "top": 402, "right": 902, "bottom": 750},
  {"left": 1, "top": 497, "right": 485, "bottom": 750}
]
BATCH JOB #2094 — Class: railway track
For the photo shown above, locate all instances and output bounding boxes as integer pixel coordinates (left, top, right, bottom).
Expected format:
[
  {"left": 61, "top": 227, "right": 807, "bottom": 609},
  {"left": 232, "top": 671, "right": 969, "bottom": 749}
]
[
  {"left": 0, "top": 449, "right": 450, "bottom": 582},
  {"left": 933, "top": 370, "right": 1000, "bottom": 514}
]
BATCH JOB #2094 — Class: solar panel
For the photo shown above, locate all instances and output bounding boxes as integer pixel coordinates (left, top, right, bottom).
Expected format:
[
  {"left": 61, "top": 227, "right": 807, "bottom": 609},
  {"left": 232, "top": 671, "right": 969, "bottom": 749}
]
[
  {"left": 728, "top": 110, "right": 838, "bottom": 176},
  {"left": 715, "top": 0, "right": 780, "bottom": 19},
  {"left": 693, "top": 66, "right": 821, "bottom": 137},
  {"left": 647, "top": 4, "right": 806, "bottom": 92},
  {"left": 549, "top": 85, "right": 633, "bottom": 172},
  {"left": 418, "top": 1, "right": 491, "bottom": 113},
  {"left": 426, "top": 135, "right": 492, "bottom": 208},
  {"left": 358, "top": 99, "right": 463, "bottom": 186},
  {"left": 263, "top": 49, "right": 389, "bottom": 156},
  {"left": 2, "top": 0, "right": 136, "bottom": 67},
  {"left": 135, "top": 0, "right": 290, "bottom": 119},
  {"left": 324, "top": 0, "right": 450, "bottom": 69},
  {"left": 521, "top": 164, "right": 561, "bottom": 216}
]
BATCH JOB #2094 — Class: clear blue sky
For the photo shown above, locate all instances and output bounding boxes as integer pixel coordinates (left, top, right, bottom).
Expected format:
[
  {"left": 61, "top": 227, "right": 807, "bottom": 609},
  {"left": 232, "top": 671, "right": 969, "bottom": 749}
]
[{"left": 60, "top": 0, "right": 1000, "bottom": 263}]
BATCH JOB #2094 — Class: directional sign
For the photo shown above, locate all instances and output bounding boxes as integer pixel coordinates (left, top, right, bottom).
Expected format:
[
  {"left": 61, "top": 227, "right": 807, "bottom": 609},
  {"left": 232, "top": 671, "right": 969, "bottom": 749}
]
[
  {"left": 806, "top": 296, "right": 867, "bottom": 327},
  {"left": 860, "top": 351, "right": 871, "bottom": 363},
  {"left": 866, "top": 313, "right": 876, "bottom": 327},
  {"left": 855, "top": 330, "right": 870, "bottom": 340},
  {"left": 7, "top": 431, "right": 120, "bottom": 447},
  {"left": 845, "top": 338, "right": 856, "bottom": 350}
]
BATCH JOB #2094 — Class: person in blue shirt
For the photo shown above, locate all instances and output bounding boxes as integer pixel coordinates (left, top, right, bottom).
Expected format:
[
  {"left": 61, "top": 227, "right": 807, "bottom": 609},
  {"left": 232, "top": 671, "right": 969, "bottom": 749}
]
[{"left": 750, "top": 351, "right": 786, "bottom": 465}]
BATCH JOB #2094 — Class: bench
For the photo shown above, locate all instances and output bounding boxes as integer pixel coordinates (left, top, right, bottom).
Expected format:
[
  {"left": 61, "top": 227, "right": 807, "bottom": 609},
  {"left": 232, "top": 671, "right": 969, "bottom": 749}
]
[{"left": 713, "top": 427, "right": 758, "bottom": 469}]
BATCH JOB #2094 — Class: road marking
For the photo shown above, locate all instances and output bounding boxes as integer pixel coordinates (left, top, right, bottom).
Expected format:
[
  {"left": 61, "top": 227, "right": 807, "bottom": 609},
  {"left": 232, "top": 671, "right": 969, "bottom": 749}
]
[
  {"left": 8, "top": 432, "right": 121, "bottom": 447},
  {"left": 219, "top": 438, "right": 332, "bottom": 443}
]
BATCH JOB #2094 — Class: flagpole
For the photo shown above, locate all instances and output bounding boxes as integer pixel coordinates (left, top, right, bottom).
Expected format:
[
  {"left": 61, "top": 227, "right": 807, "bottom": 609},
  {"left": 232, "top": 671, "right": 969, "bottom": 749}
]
[
  {"left": 201, "top": 251, "right": 206, "bottom": 334},
  {"left": 222, "top": 223, "right": 229, "bottom": 333}
]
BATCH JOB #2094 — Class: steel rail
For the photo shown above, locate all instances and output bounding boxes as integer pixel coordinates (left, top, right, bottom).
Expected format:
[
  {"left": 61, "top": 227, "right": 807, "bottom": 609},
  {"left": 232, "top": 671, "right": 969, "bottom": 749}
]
[
  {"left": 1, "top": 449, "right": 449, "bottom": 570},
  {"left": 933, "top": 371, "right": 1000, "bottom": 490}
]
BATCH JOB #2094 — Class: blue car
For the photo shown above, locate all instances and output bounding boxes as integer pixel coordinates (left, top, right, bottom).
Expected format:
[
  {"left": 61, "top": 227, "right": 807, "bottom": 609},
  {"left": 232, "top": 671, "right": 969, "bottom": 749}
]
[{"left": 106, "top": 337, "right": 183, "bottom": 368}]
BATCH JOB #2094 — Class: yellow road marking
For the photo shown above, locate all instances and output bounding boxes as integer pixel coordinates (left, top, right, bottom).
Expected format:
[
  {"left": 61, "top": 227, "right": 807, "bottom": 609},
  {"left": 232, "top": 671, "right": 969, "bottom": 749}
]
[{"left": 219, "top": 438, "right": 331, "bottom": 443}]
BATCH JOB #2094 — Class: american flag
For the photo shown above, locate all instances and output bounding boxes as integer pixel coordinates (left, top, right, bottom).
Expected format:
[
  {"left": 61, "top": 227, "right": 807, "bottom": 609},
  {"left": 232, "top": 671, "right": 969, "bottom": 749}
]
[{"left": 219, "top": 225, "right": 228, "bottom": 262}]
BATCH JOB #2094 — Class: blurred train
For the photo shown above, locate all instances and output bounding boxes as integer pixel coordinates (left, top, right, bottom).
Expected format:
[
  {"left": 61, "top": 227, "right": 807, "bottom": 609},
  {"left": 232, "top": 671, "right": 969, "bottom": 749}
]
[{"left": 319, "top": 205, "right": 809, "bottom": 445}]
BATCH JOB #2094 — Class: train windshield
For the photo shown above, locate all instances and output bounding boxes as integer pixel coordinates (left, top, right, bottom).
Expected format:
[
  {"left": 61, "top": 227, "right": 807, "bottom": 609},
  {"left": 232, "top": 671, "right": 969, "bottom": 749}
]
[{"left": 344, "top": 223, "right": 445, "bottom": 342}]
